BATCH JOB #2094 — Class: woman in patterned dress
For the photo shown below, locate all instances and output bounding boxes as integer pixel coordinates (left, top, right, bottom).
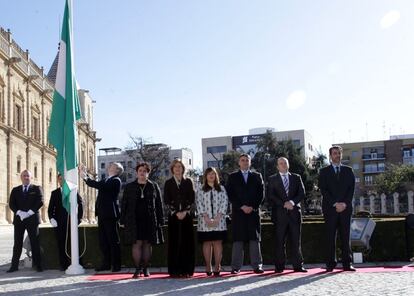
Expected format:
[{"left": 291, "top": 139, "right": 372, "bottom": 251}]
[{"left": 196, "top": 167, "right": 228, "bottom": 276}]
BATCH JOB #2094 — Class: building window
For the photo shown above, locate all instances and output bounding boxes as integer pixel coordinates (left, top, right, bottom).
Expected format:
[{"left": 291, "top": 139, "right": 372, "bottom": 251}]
[
  {"left": 355, "top": 177, "right": 360, "bottom": 183},
  {"left": 34, "top": 165, "right": 38, "bottom": 179},
  {"left": 101, "top": 162, "right": 105, "bottom": 169},
  {"left": 403, "top": 150, "right": 411, "bottom": 158},
  {"left": 292, "top": 140, "right": 301, "bottom": 147},
  {"left": 14, "top": 104, "right": 23, "bottom": 132},
  {"left": 352, "top": 163, "right": 359, "bottom": 170},
  {"left": 378, "top": 163, "right": 385, "bottom": 172},
  {"left": 127, "top": 161, "right": 133, "bottom": 168},
  {"left": 0, "top": 88, "right": 4, "bottom": 123},
  {"left": 101, "top": 173, "right": 106, "bottom": 179},
  {"left": 89, "top": 149, "right": 94, "bottom": 170},
  {"left": 365, "top": 175, "right": 373, "bottom": 185},
  {"left": 352, "top": 151, "right": 358, "bottom": 158},
  {"left": 189, "top": 159, "right": 192, "bottom": 165},
  {"left": 31, "top": 116, "right": 40, "bottom": 141},
  {"left": 16, "top": 158, "right": 21, "bottom": 173},
  {"left": 207, "top": 146, "right": 227, "bottom": 154},
  {"left": 49, "top": 169, "right": 53, "bottom": 183}
]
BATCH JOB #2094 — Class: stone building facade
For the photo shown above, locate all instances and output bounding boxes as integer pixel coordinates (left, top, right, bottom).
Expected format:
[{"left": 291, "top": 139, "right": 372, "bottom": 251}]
[{"left": 0, "top": 27, "right": 98, "bottom": 224}]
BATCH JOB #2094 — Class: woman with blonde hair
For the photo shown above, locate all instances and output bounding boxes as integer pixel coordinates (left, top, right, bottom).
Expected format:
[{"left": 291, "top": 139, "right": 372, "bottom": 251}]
[
  {"left": 196, "top": 167, "right": 228, "bottom": 276},
  {"left": 164, "top": 159, "right": 195, "bottom": 277}
]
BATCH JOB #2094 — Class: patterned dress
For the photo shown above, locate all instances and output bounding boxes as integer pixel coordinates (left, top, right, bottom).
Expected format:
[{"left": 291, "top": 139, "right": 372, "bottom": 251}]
[{"left": 196, "top": 185, "right": 228, "bottom": 242}]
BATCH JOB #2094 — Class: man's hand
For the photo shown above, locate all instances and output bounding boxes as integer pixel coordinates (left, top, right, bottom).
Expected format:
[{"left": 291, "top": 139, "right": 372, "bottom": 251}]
[
  {"left": 335, "top": 202, "right": 347, "bottom": 213},
  {"left": 50, "top": 218, "right": 58, "bottom": 227},
  {"left": 78, "top": 164, "right": 88, "bottom": 180},
  {"left": 17, "top": 210, "right": 28, "bottom": 221},
  {"left": 284, "top": 201, "right": 294, "bottom": 210},
  {"left": 241, "top": 205, "right": 253, "bottom": 214}
]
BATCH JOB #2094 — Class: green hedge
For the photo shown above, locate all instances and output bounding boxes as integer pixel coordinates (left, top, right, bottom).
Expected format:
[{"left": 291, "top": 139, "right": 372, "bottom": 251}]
[{"left": 39, "top": 218, "right": 414, "bottom": 269}]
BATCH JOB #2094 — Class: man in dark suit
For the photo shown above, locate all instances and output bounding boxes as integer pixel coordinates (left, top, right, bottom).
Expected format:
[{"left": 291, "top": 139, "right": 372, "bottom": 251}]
[
  {"left": 80, "top": 162, "right": 123, "bottom": 272},
  {"left": 7, "top": 170, "right": 44, "bottom": 272},
  {"left": 226, "top": 153, "right": 264, "bottom": 274},
  {"left": 48, "top": 174, "right": 84, "bottom": 271},
  {"left": 319, "top": 145, "right": 356, "bottom": 272},
  {"left": 267, "top": 157, "right": 307, "bottom": 273}
]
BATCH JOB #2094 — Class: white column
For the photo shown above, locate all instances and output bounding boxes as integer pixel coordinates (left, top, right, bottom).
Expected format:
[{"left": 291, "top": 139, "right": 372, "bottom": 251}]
[
  {"left": 408, "top": 191, "right": 414, "bottom": 214},
  {"left": 381, "top": 193, "right": 387, "bottom": 214},
  {"left": 359, "top": 196, "right": 365, "bottom": 212},
  {"left": 369, "top": 195, "right": 375, "bottom": 214},
  {"left": 393, "top": 192, "right": 400, "bottom": 215}
]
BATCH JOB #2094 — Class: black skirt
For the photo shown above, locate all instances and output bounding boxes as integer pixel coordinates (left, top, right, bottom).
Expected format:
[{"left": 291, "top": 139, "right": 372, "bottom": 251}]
[{"left": 197, "top": 231, "right": 227, "bottom": 243}]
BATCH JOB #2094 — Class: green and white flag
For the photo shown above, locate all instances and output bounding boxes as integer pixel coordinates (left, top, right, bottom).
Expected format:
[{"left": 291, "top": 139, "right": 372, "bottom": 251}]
[{"left": 48, "top": 0, "right": 81, "bottom": 213}]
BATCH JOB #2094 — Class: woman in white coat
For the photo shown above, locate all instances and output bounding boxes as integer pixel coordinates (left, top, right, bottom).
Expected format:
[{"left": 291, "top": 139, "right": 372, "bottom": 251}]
[{"left": 196, "top": 167, "right": 228, "bottom": 276}]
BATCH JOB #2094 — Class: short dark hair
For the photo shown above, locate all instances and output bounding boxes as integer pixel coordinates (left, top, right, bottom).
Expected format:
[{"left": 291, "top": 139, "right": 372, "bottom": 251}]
[
  {"left": 135, "top": 162, "right": 151, "bottom": 173},
  {"left": 239, "top": 153, "right": 251, "bottom": 160},
  {"left": 329, "top": 145, "right": 343, "bottom": 156}
]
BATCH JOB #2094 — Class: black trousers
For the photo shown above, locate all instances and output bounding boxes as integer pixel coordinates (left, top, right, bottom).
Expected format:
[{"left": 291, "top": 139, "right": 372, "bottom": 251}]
[
  {"left": 323, "top": 207, "right": 352, "bottom": 268},
  {"left": 11, "top": 219, "right": 41, "bottom": 269},
  {"left": 167, "top": 213, "right": 195, "bottom": 276},
  {"left": 98, "top": 218, "right": 121, "bottom": 269},
  {"left": 273, "top": 208, "right": 303, "bottom": 270},
  {"left": 53, "top": 218, "right": 71, "bottom": 269}
]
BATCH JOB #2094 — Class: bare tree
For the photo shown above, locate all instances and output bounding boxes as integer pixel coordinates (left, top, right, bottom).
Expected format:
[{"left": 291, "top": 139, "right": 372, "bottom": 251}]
[{"left": 126, "top": 136, "right": 171, "bottom": 185}]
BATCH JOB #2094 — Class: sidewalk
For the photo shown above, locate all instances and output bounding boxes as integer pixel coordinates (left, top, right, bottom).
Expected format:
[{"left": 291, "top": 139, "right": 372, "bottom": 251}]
[{"left": 1, "top": 225, "right": 414, "bottom": 295}]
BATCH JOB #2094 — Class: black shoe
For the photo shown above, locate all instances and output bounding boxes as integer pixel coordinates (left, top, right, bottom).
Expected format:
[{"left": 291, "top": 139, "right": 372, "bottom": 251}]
[
  {"left": 95, "top": 265, "right": 111, "bottom": 272},
  {"left": 231, "top": 269, "right": 240, "bottom": 274},
  {"left": 206, "top": 271, "right": 212, "bottom": 276},
  {"left": 143, "top": 267, "right": 150, "bottom": 277},
  {"left": 343, "top": 265, "right": 356, "bottom": 271},
  {"left": 294, "top": 267, "right": 307, "bottom": 273},
  {"left": 6, "top": 266, "right": 18, "bottom": 273},
  {"left": 213, "top": 269, "right": 221, "bottom": 277},
  {"left": 132, "top": 268, "right": 142, "bottom": 279},
  {"left": 112, "top": 266, "right": 121, "bottom": 272},
  {"left": 254, "top": 268, "right": 264, "bottom": 274},
  {"left": 326, "top": 267, "right": 334, "bottom": 272},
  {"left": 274, "top": 269, "right": 284, "bottom": 273}
]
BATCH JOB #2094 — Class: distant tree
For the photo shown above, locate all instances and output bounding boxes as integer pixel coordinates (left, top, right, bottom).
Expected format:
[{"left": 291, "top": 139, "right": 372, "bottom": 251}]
[
  {"left": 252, "top": 130, "right": 309, "bottom": 189},
  {"left": 375, "top": 164, "right": 414, "bottom": 194},
  {"left": 219, "top": 150, "right": 241, "bottom": 184},
  {"left": 125, "top": 136, "right": 171, "bottom": 186}
]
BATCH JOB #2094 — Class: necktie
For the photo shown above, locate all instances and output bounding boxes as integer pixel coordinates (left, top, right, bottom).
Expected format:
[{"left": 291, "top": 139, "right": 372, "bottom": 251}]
[
  {"left": 24, "top": 185, "right": 28, "bottom": 193},
  {"left": 335, "top": 166, "right": 340, "bottom": 179},
  {"left": 283, "top": 175, "right": 289, "bottom": 195},
  {"left": 243, "top": 172, "right": 248, "bottom": 183}
]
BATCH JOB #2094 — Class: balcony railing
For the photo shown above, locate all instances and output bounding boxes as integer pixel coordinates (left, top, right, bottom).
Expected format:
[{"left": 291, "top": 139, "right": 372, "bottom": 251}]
[{"left": 362, "top": 153, "right": 386, "bottom": 161}]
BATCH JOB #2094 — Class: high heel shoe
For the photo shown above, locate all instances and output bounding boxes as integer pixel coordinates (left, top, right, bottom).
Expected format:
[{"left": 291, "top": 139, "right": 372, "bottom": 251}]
[
  {"left": 143, "top": 267, "right": 150, "bottom": 277},
  {"left": 132, "top": 268, "right": 142, "bottom": 279},
  {"left": 206, "top": 271, "right": 213, "bottom": 276},
  {"left": 213, "top": 268, "right": 221, "bottom": 277}
]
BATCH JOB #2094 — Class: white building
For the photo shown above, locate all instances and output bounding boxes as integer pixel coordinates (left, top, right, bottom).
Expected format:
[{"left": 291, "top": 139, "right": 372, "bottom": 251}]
[
  {"left": 98, "top": 146, "right": 193, "bottom": 185},
  {"left": 202, "top": 128, "right": 317, "bottom": 170}
]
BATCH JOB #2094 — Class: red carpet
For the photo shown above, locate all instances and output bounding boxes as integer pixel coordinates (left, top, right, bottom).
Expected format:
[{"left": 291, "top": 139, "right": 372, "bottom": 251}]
[{"left": 87, "top": 266, "right": 414, "bottom": 281}]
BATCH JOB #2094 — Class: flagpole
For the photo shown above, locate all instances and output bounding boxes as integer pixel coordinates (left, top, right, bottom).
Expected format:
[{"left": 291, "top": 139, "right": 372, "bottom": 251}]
[{"left": 65, "top": 0, "right": 84, "bottom": 275}]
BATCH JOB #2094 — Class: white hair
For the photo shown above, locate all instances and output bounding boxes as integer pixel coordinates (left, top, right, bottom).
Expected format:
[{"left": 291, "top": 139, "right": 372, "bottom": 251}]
[
  {"left": 111, "top": 162, "right": 124, "bottom": 176},
  {"left": 277, "top": 157, "right": 290, "bottom": 166}
]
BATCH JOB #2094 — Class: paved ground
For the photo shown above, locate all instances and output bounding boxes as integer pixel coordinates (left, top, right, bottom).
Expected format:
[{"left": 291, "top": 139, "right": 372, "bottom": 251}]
[{"left": 1, "top": 225, "right": 414, "bottom": 296}]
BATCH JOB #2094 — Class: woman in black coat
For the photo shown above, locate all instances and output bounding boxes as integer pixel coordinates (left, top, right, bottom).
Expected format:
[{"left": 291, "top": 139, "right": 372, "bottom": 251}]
[
  {"left": 164, "top": 159, "right": 195, "bottom": 277},
  {"left": 120, "top": 162, "right": 164, "bottom": 278}
]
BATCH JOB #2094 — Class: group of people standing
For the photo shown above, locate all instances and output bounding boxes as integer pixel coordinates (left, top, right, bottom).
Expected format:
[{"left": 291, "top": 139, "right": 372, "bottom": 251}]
[{"left": 7, "top": 145, "right": 356, "bottom": 276}]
